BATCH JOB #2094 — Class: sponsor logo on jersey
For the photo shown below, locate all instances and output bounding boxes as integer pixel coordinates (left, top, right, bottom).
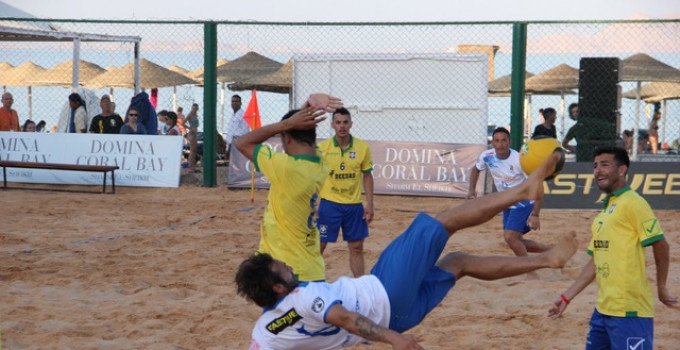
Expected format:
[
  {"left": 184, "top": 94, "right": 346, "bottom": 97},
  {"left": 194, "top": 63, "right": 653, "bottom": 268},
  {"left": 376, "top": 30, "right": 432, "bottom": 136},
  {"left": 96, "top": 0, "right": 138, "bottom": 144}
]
[
  {"left": 266, "top": 308, "right": 302, "bottom": 335},
  {"left": 312, "top": 297, "right": 325, "bottom": 313},
  {"left": 349, "top": 151, "right": 356, "bottom": 159}
]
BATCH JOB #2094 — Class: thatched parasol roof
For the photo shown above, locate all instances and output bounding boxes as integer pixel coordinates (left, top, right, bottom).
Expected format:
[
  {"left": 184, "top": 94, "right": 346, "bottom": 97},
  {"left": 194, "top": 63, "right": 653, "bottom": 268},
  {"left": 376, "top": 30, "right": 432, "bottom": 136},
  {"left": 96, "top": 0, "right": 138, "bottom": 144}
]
[
  {"left": 620, "top": 53, "right": 680, "bottom": 83},
  {"left": 525, "top": 64, "right": 579, "bottom": 92},
  {"left": 0, "top": 61, "right": 46, "bottom": 86},
  {"left": 168, "top": 64, "right": 190, "bottom": 76},
  {"left": 488, "top": 71, "right": 534, "bottom": 96},
  {"left": 622, "top": 82, "right": 680, "bottom": 103},
  {"left": 85, "top": 59, "right": 197, "bottom": 89},
  {"left": 209, "top": 51, "right": 283, "bottom": 83},
  {"left": 188, "top": 58, "right": 229, "bottom": 82},
  {"left": 228, "top": 59, "right": 293, "bottom": 94},
  {"left": 0, "top": 62, "right": 15, "bottom": 72},
  {"left": 27, "top": 59, "right": 106, "bottom": 86}
]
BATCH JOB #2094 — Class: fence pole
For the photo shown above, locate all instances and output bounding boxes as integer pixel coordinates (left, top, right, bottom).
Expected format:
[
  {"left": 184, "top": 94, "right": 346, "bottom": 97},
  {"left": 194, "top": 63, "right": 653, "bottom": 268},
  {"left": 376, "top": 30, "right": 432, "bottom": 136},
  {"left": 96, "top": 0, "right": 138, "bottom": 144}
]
[
  {"left": 510, "top": 22, "right": 527, "bottom": 151},
  {"left": 203, "top": 22, "right": 218, "bottom": 187}
]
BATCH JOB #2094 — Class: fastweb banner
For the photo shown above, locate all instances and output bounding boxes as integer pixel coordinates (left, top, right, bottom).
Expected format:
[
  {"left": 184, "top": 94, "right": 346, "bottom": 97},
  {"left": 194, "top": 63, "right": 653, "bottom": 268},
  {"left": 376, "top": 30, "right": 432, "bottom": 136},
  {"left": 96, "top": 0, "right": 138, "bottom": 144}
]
[
  {"left": 0, "top": 132, "right": 183, "bottom": 187},
  {"left": 544, "top": 162, "right": 680, "bottom": 209},
  {"left": 229, "top": 138, "right": 486, "bottom": 198}
]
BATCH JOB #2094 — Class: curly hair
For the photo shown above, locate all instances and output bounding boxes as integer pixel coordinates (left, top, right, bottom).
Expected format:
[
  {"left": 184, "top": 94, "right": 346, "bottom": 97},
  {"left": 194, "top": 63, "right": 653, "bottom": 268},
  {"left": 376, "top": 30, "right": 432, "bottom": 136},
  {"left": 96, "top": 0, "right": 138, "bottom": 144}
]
[
  {"left": 235, "top": 253, "right": 286, "bottom": 308},
  {"left": 281, "top": 109, "right": 316, "bottom": 146}
]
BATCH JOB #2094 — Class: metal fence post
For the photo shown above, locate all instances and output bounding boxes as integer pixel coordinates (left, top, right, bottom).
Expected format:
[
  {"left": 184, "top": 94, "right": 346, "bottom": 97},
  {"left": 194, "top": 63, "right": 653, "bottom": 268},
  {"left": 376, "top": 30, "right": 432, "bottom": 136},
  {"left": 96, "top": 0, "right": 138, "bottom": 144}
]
[
  {"left": 203, "top": 22, "right": 218, "bottom": 187},
  {"left": 510, "top": 22, "right": 527, "bottom": 151}
]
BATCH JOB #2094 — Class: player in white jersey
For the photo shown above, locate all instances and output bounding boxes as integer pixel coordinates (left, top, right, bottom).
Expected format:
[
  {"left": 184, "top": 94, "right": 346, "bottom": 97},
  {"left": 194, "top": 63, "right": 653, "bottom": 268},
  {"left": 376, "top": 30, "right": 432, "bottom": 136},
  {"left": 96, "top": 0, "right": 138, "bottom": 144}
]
[
  {"left": 467, "top": 127, "right": 551, "bottom": 257},
  {"left": 236, "top": 151, "right": 577, "bottom": 350}
]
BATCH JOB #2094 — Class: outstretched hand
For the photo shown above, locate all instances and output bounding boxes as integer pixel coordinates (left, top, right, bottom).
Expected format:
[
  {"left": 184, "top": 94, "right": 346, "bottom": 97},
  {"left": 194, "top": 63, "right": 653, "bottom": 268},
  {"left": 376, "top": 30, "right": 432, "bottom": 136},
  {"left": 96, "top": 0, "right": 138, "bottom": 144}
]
[
  {"left": 391, "top": 333, "right": 424, "bottom": 350},
  {"left": 659, "top": 286, "right": 678, "bottom": 307},
  {"left": 307, "top": 93, "right": 343, "bottom": 113},
  {"left": 285, "top": 106, "right": 327, "bottom": 130}
]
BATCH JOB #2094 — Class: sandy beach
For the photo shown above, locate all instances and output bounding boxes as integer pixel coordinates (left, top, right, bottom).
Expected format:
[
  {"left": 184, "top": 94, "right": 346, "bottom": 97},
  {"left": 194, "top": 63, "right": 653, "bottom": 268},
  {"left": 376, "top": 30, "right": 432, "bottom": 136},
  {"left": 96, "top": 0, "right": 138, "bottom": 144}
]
[{"left": 1, "top": 171, "right": 679, "bottom": 349}]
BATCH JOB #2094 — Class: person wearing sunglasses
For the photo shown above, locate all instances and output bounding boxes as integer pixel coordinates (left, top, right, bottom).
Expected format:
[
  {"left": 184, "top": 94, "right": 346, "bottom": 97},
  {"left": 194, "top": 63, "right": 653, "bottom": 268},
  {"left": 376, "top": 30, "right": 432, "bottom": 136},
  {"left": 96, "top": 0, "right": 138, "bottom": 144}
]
[{"left": 120, "top": 108, "right": 147, "bottom": 135}]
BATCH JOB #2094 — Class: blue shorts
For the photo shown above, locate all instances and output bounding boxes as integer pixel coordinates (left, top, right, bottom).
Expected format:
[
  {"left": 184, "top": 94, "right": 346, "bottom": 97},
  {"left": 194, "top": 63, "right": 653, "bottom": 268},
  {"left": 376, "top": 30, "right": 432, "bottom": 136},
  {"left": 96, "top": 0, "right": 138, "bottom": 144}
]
[
  {"left": 370, "top": 213, "right": 456, "bottom": 333},
  {"left": 502, "top": 200, "right": 534, "bottom": 234},
  {"left": 586, "top": 308, "right": 654, "bottom": 350},
  {"left": 317, "top": 199, "right": 369, "bottom": 243}
]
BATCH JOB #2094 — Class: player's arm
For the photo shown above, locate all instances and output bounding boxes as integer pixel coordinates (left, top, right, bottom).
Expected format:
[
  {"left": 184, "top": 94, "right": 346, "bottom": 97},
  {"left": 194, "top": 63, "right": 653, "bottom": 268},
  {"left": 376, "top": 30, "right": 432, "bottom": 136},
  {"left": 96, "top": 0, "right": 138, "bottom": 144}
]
[
  {"left": 363, "top": 172, "right": 374, "bottom": 224},
  {"left": 325, "top": 304, "right": 423, "bottom": 350},
  {"left": 652, "top": 238, "right": 678, "bottom": 306},
  {"left": 561, "top": 135, "right": 576, "bottom": 153},
  {"left": 527, "top": 197, "right": 542, "bottom": 230},
  {"left": 548, "top": 257, "right": 595, "bottom": 317},
  {"left": 235, "top": 106, "right": 325, "bottom": 162},
  {"left": 466, "top": 166, "right": 480, "bottom": 199}
]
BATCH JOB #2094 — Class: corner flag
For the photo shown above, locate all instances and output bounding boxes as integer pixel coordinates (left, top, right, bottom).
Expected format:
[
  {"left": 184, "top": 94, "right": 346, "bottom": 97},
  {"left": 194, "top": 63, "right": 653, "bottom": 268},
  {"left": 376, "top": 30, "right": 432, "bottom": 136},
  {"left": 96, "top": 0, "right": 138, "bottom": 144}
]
[{"left": 243, "top": 89, "right": 261, "bottom": 130}]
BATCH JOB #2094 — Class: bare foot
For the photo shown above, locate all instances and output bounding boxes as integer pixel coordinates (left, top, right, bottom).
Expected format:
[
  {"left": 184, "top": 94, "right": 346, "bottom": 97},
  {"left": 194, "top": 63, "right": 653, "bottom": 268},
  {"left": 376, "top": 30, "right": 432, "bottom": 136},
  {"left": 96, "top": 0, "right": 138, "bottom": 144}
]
[
  {"left": 543, "top": 231, "right": 578, "bottom": 268},
  {"left": 525, "top": 151, "right": 562, "bottom": 200}
]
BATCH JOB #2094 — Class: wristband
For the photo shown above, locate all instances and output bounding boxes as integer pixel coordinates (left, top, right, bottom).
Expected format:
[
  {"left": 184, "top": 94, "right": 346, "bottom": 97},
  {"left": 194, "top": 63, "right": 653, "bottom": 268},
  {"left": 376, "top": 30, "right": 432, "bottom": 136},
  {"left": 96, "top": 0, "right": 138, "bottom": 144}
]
[{"left": 560, "top": 294, "right": 571, "bottom": 304}]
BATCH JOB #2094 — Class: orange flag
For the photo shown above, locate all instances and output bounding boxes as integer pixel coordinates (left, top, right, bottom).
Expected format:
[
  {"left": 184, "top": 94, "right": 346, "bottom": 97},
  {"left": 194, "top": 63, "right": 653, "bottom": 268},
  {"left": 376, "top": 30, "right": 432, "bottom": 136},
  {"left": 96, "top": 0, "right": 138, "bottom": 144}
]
[{"left": 243, "top": 89, "right": 261, "bottom": 130}]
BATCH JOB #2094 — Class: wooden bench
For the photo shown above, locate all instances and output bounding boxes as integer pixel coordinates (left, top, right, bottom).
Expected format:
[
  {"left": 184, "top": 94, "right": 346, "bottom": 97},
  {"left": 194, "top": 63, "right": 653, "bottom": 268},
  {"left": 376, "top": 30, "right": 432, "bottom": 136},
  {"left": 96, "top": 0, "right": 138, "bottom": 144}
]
[{"left": 0, "top": 161, "right": 119, "bottom": 194}]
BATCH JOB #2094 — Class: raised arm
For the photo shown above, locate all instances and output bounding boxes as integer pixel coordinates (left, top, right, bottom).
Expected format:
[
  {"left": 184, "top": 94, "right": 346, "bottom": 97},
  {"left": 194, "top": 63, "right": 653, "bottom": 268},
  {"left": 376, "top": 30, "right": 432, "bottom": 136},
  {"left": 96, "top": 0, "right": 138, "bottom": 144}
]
[
  {"left": 325, "top": 304, "right": 423, "bottom": 350},
  {"left": 548, "top": 257, "right": 596, "bottom": 318},
  {"left": 235, "top": 107, "right": 326, "bottom": 162},
  {"left": 652, "top": 238, "right": 678, "bottom": 307}
]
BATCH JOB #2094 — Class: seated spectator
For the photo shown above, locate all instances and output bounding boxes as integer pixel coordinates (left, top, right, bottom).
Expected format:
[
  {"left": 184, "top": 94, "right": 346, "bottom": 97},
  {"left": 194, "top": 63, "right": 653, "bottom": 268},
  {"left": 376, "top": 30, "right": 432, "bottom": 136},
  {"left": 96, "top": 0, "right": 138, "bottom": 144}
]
[
  {"left": 157, "top": 110, "right": 170, "bottom": 135},
  {"left": 57, "top": 93, "right": 88, "bottom": 133},
  {"left": 165, "top": 111, "right": 181, "bottom": 136},
  {"left": 120, "top": 108, "right": 147, "bottom": 135},
  {"left": 22, "top": 119, "right": 36, "bottom": 132},
  {"left": 89, "top": 95, "right": 124, "bottom": 134}
]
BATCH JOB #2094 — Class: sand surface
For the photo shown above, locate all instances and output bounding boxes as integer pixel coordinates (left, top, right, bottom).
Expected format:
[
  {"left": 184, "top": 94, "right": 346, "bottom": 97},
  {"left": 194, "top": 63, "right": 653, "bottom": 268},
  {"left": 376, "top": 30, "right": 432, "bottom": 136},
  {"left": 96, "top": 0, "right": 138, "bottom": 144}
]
[{"left": 1, "top": 173, "right": 679, "bottom": 349}]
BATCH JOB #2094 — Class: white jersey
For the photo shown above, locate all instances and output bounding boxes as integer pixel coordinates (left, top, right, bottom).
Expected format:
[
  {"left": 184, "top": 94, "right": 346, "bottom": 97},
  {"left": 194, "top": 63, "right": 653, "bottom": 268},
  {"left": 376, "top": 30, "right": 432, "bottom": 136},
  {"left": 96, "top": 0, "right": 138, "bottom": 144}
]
[
  {"left": 249, "top": 275, "right": 390, "bottom": 350},
  {"left": 475, "top": 148, "right": 526, "bottom": 192}
]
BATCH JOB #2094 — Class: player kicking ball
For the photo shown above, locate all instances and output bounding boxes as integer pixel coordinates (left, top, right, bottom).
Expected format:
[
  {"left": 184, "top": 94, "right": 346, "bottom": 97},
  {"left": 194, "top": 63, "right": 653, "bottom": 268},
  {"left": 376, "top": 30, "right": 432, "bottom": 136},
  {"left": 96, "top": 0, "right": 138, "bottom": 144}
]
[{"left": 236, "top": 151, "right": 575, "bottom": 350}]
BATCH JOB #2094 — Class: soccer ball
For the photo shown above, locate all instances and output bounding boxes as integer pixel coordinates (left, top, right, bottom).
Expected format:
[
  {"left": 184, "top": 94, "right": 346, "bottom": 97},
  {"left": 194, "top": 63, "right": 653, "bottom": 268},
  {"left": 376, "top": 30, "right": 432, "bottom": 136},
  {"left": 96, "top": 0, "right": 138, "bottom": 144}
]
[{"left": 519, "top": 136, "right": 565, "bottom": 180}]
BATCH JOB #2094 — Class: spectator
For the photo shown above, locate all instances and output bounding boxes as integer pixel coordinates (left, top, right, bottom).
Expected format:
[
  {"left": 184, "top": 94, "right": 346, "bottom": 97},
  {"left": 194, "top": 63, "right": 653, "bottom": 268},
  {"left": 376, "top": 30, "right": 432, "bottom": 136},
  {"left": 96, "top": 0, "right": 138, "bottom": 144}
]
[
  {"left": 561, "top": 103, "right": 579, "bottom": 152},
  {"left": 532, "top": 107, "right": 557, "bottom": 139},
  {"left": 182, "top": 103, "right": 200, "bottom": 172},
  {"left": 89, "top": 95, "right": 124, "bottom": 134},
  {"left": 224, "top": 94, "right": 250, "bottom": 157},
  {"left": 36, "top": 120, "right": 46, "bottom": 133},
  {"left": 120, "top": 108, "right": 147, "bottom": 135},
  {"left": 57, "top": 93, "right": 88, "bottom": 133},
  {"left": 176, "top": 106, "right": 186, "bottom": 135},
  {"left": 649, "top": 106, "right": 661, "bottom": 154},
  {"left": 157, "top": 110, "right": 170, "bottom": 135},
  {"left": 0, "top": 92, "right": 21, "bottom": 132},
  {"left": 165, "top": 111, "right": 181, "bottom": 136},
  {"left": 22, "top": 119, "right": 36, "bottom": 132},
  {"left": 622, "top": 130, "right": 634, "bottom": 155},
  {"left": 127, "top": 91, "right": 157, "bottom": 135}
]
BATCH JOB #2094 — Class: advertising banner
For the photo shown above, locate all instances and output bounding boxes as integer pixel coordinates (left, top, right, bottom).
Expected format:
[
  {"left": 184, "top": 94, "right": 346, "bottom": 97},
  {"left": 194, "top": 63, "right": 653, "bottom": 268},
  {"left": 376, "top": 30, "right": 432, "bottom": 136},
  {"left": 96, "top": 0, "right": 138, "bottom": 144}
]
[
  {"left": 0, "top": 132, "right": 183, "bottom": 187},
  {"left": 544, "top": 162, "right": 680, "bottom": 209},
  {"left": 229, "top": 138, "right": 486, "bottom": 198}
]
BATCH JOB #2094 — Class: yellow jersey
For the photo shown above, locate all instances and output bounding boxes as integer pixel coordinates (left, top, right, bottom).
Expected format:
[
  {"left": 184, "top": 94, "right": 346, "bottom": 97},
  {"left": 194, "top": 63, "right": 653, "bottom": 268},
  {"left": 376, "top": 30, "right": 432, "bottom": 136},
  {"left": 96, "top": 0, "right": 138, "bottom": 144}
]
[
  {"left": 254, "top": 144, "right": 327, "bottom": 281},
  {"left": 588, "top": 186, "right": 664, "bottom": 317},
  {"left": 318, "top": 136, "right": 373, "bottom": 204}
]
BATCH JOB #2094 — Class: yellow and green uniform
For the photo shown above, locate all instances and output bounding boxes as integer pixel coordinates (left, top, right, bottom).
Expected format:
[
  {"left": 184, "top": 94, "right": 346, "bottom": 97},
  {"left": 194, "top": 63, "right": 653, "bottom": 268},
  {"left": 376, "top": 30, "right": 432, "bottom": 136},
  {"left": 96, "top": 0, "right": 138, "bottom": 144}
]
[
  {"left": 588, "top": 186, "right": 664, "bottom": 318},
  {"left": 253, "top": 144, "right": 327, "bottom": 281},
  {"left": 317, "top": 135, "right": 373, "bottom": 204}
]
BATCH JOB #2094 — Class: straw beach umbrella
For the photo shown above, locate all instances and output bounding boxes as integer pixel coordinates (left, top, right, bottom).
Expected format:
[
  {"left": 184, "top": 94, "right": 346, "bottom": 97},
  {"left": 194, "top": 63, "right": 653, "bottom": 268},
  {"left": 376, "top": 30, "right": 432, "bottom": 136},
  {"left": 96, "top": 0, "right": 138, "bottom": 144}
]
[
  {"left": 228, "top": 59, "right": 293, "bottom": 94},
  {"left": 525, "top": 64, "right": 580, "bottom": 138},
  {"left": 488, "top": 71, "right": 534, "bottom": 97},
  {"left": 0, "top": 61, "right": 46, "bottom": 119},
  {"left": 0, "top": 62, "right": 16, "bottom": 92},
  {"left": 623, "top": 82, "right": 680, "bottom": 145},
  {"left": 188, "top": 58, "right": 229, "bottom": 82},
  {"left": 620, "top": 53, "right": 680, "bottom": 159},
  {"left": 27, "top": 59, "right": 106, "bottom": 87}
]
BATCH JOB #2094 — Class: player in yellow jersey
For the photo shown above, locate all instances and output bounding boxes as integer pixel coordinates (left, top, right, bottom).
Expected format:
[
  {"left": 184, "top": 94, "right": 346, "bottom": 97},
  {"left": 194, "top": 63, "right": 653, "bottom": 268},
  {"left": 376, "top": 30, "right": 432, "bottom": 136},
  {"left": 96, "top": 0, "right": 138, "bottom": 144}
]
[
  {"left": 236, "top": 94, "right": 343, "bottom": 282},
  {"left": 317, "top": 107, "right": 374, "bottom": 277},
  {"left": 549, "top": 146, "right": 676, "bottom": 350}
]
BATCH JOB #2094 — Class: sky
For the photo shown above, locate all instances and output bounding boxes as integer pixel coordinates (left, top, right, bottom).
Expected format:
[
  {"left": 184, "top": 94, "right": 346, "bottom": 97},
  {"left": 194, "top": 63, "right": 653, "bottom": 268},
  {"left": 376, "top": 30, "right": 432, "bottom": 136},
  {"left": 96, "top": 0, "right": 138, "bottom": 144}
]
[{"left": 3, "top": 0, "right": 679, "bottom": 22}]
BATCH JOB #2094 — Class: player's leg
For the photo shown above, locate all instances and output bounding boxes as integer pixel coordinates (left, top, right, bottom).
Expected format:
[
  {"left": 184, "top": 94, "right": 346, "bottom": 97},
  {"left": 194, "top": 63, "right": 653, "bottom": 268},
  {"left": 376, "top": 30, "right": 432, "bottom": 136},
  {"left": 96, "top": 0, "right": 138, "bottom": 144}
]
[
  {"left": 342, "top": 203, "right": 369, "bottom": 277},
  {"left": 317, "top": 199, "right": 342, "bottom": 255},
  {"left": 347, "top": 239, "right": 365, "bottom": 277},
  {"left": 435, "top": 151, "right": 561, "bottom": 234},
  {"left": 436, "top": 231, "right": 577, "bottom": 280},
  {"left": 504, "top": 229, "right": 529, "bottom": 256}
]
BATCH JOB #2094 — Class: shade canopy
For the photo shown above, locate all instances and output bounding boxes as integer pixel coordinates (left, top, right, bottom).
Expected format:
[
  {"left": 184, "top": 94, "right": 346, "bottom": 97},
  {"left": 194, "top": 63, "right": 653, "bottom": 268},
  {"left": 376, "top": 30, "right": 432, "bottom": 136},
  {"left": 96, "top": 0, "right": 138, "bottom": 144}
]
[
  {"left": 0, "top": 61, "right": 14, "bottom": 72},
  {"left": 85, "top": 59, "right": 197, "bottom": 89},
  {"left": 0, "top": 61, "right": 46, "bottom": 86},
  {"left": 620, "top": 53, "right": 680, "bottom": 83},
  {"left": 207, "top": 51, "right": 283, "bottom": 83},
  {"left": 188, "top": 58, "right": 229, "bottom": 82},
  {"left": 168, "top": 64, "right": 190, "bottom": 76},
  {"left": 488, "top": 71, "right": 534, "bottom": 96},
  {"left": 27, "top": 59, "right": 106, "bottom": 86},
  {"left": 228, "top": 59, "right": 293, "bottom": 94},
  {"left": 622, "top": 82, "right": 680, "bottom": 103},
  {"left": 525, "top": 64, "right": 579, "bottom": 93}
]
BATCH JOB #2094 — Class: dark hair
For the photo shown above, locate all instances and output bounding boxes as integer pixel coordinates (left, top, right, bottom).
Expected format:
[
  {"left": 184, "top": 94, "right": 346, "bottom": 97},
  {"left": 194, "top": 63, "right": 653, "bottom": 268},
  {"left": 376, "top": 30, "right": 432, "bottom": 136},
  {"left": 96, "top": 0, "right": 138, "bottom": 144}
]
[
  {"left": 333, "top": 107, "right": 351, "bottom": 121},
  {"left": 593, "top": 146, "right": 630, "bottom": 169},
  {"left": 281, "top": 109, "right": 316, "bottom": 146},
  {"left": 36, "top": 120, "right": 46, "bottom": 132},
  {"left": 542, "top": 107, "right": 556, "bottom": 117},
  {"left": 235, "top": 253, "right": 285, "bottom": 308},
  {"left": 622, "top": 130, "right": 633, "bottom": 137},
  {"left": 166, "top": 111, "right": 178, "bottom": 127},
  {"left": 158, "top": 110, "right": 168, "bottom": 117},
  {"left": 492, "top": 127, "right": 510, "bottom": 138},
  {"left": 68, "top": 93, "right": 85, "bottom": 109},
  {"left": 568, "top": 103, "right": 578, "bottom": 120},
  {"left": 232, "top": 94, "right": 241, "bottom": 102},
  {"left": 21, "top": 119, "right": 35, "bottom": 131}
]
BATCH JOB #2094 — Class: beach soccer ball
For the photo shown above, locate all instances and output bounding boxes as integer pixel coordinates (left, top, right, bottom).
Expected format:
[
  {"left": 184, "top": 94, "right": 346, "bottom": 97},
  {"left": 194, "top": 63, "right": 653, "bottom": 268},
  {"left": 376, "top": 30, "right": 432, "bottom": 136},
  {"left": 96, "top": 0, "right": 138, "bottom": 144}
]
[{"left": 519, "top": 136, "right": 565, "bottom": 180}]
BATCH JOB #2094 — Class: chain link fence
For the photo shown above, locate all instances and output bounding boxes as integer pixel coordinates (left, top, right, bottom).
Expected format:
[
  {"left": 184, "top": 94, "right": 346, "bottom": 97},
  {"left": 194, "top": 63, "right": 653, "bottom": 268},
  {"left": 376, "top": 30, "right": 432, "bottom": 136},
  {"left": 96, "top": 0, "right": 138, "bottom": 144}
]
[{"left": 1, "top": 19, "right": 679, "bottom": 157}]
